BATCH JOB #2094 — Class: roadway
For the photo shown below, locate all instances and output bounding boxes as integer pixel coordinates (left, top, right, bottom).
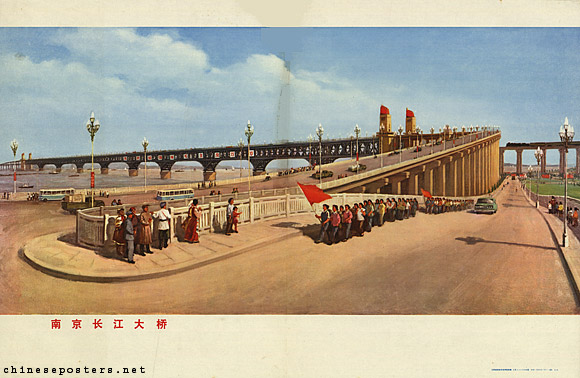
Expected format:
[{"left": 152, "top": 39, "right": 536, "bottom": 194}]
[{"left": 1, "top": 173, "right": 577, "bottom": 314}]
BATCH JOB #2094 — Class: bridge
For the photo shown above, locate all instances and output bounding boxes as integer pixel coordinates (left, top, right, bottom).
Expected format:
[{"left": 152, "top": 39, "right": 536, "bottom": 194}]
[
  {"left": 501, "top": 141, "right": 580, "bottom": 176},
  {"left": 1, "top": 137, "right": 380, "bottom": 180}
]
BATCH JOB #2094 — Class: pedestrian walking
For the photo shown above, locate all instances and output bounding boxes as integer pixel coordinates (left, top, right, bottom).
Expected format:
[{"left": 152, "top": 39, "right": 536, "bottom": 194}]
[
  {"left": 329, "top": 205, "right": 341, "bottom": 244},
  {"left": 154, "top": 202, "right": 171, "bottom": 249},
  {"left": 184, "top": 199, "right": 201, "bottom": 243},
  {"left": 113, "top": 208, "right": 126, "bottom": 258},
  {"left": 315, "top": 204, "right": 331, "bottom": 244},
  {"left": 356, "top": 203, "right": 366, "bottom": 236},
  {"left": 342, "top": 204, "right": 353, "bottom": 240}
]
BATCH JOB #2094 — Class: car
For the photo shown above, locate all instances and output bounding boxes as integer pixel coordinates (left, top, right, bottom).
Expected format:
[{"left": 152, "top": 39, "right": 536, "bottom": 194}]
[{"left": 474, "top": 197, "right": 498, "bottom": 214}]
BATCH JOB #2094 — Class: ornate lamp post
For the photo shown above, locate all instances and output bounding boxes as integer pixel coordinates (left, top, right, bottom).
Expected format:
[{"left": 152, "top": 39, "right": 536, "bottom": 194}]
[
  {"left": 354, "top": 124, "right": 361, "bottom": 173},
  {"left": 452, "top": 126, "right": 457, "bottom": 147},
  {"left": 349, "top": 135, "right": 354, "bottom": 162},
  {"left": 415, "top": 126, "right": 422, "bottom": 159},
  {"left": 469, "top": 126, "right": 473, "bottom": 142},
  {"left": 430, "top": 127, "right": 434, "bottom": 155},
  {"left": 462, "top": 125, "right": 466, "bottom": 145},
  {"left": 142, "top": 137, "right": 149, "bottom": 192},
  {"left": 534, "top": 146, "right": 543, "bottom": 208},
  {"left": 238, "top": 138, "right": 244, "bottom": 178},
  {"left": 10, "top": 139, "right": 18, "bottom": 194},
  {"left": 559, "top": 117, "right": 574, "bottom": 247},
  {"left": 397, "top": 125, "right": 404, "bottom": 163},
  {"left": 476, "top": 125, "right": 480, "bottom": 140},
  {"left": 308, "top": 134, "right": 314, "bottom": 166},
  {"left": 86, "top": 112, "right": 100, "bottom": 208},
  {"left": 316, "top": 123, "right": 324, "bottom": 185},
  {"left": 527, "top": 165, "right": 533, "bottom": 197},
  {"left": 439, "top": 127, "right": 444, "bottom": 151},
  {"left": 245, "top": 121, "right": 254, "bottom": 193}
]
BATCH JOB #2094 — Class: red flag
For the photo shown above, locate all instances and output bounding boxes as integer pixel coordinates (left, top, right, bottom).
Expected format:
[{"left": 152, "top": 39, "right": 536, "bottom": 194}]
[
  {"left": 541, "top": 174, "right": 550, "bottom": 179},
  {"left": 298, "top": 182, "right": 332, "bottom": 206},
  {"left": 567, "top": 174, "right": 574, "bottom": 179},
  {"left": 380, "top": 105, "right": 389, "bottom": 115},
  {"left": 421, "top": 188, "right": 432, "bottom": 198},
  {"left": 406, "top": 108, "right": 414, "bottom": 118}
]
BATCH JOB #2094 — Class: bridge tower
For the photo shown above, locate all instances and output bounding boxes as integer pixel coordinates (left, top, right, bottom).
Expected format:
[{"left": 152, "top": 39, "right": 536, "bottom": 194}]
[
  {"left": 405, "top": 108, "right": 416, "bottom": 134},
  {"left": 377, "top": 105, "right": 395, "bottom": 154}
]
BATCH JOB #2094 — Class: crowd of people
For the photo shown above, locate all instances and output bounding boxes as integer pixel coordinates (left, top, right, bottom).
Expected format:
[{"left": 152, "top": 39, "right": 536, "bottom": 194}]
[
  {"left": 547, "top": 196, "right": 579, "bottom": 227},
  {"left": 113, "top": 203, "right": 165, "bottom": 264},
  {"left": 315, "top": 198, "right": 421, "bottom": 244},
  {"left": 110, "top": 198, "right": 124, "bottom": 206},
  {"left": 2, "top": 192, "right": 12, "bottom": 200},
  {"left": 424, "top": 198, "right": 471, "bottom": 214}
]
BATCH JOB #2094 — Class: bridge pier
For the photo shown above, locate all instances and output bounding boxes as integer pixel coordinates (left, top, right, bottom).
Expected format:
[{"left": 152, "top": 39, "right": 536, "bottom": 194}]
[
  {"left": 203, "top": 171, "right": 216, "bottom": 182},
  {"left": 77, "top": 168, "right": 84, "bottom": 174},
  {"left": 516, "top": 148, "right": 523, "bottom": 175},
  {"left": 101, "top": 168, "right": 109, "bottom": 175},
  {"left": 559, "top": 148, "right": 566, "bottom": 176},
  {"left": 129, "top": 169, "right": 139, "bottom": 177},
  {"left": 541, "top": 148, "right": 547, "bottom": 174},
  {"left": 55, "top": 168, "right": 61, "bottom": 173},
  {"left": 576, "top": 148, "right": 580, "bottom": 175},
  {"left": 160, "top": 170, "right": 171, "bottom": 179}
]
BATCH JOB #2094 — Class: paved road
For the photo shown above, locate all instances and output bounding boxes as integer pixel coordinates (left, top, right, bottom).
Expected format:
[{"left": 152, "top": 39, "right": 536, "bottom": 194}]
[{"left": 0, "top": 176, "right": 577, "bottom": 314}]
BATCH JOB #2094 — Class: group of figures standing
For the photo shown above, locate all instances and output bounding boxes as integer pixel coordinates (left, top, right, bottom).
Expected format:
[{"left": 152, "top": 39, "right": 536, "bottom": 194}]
[
  {"left": 315, "top": 198, "right": 420, "bottom": 245},
  {"left": 113, "top": 203, "right": 170, "bottom": 264},
  {"left": 424, "top": 198, "right": 471, "bottom": 214}
]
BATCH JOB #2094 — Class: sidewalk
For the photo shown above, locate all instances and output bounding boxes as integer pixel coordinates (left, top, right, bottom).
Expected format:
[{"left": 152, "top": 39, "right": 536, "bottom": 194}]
[
  {"left": 22, "top": 214, "right": 316, "bottom": 282},
  {"left": 522, "top": 188, "right": 580, "bottom": 303}
]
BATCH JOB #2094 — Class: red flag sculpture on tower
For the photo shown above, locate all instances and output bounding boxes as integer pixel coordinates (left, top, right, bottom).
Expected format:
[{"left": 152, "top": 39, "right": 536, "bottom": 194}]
[
  {"left": 297, "top": 182, "right": 332, "bottom": 205},
  {"left": 406, "top": 108, "right": 415, "bottom": 118},
  {"left": 380, "top": 105, "right": 389, "bottom": 115}
]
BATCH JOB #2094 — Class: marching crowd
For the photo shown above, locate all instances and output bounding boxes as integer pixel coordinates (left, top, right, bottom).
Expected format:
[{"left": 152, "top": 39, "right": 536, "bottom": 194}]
[
  {"left": 424, "top": 198, "right": 471, "bottom": 214},
  {"left": 314, "top": 197, "right": 471, "bottom": 245}
]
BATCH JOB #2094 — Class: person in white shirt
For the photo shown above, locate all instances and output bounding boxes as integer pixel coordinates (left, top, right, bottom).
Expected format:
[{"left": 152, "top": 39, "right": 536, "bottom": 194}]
[
  {"left": 154, "top": 202, "right": 172, "bottom": 249},
  {"left": 225, "top": 198, "right": 235, "bottom": 235}
]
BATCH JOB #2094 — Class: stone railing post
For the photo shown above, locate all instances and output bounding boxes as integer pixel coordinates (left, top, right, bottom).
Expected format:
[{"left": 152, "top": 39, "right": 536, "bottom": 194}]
[
  {"left": 249, "top": 197, "right": 255, "bottom": 223},
  {"left": 285, "top": 193, "right": 290, "bottom": 217},
  {"left": 168, "top": 207, "right": 174, "bottom": 243},
  {"left": 209, "top": 201, "right": 215, "bottom": 233},
  {"left": 76, "top": 211, "right": 80, "bottom": 245},
  {"left": 103, "top": 214, "right": 108, "bottom": 243}
]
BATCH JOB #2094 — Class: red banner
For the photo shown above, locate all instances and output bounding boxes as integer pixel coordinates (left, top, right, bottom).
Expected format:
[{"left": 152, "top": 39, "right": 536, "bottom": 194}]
[
  {"left": 90, "top": 172, "right": 95, "bottom": 188},
  {"left": 298, "top": 182, "right": 332, "bottom": 206},
  {"left": 13, "top": 172, "right": 16, "bottom": 181},
  {"left": 567, "top": 174, "right": 574, "bottom": 179},
  {"left": 541, "top": 174, "right": 550, "bottom": 179}
]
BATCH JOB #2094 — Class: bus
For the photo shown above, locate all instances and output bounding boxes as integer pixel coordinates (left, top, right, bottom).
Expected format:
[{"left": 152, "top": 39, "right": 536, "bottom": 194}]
[
  {"left": 156, "top": 188, "right": 195, "bottom": 201},
  {"left": 39, "top": 188, "right": 75, "bottom": 202}
]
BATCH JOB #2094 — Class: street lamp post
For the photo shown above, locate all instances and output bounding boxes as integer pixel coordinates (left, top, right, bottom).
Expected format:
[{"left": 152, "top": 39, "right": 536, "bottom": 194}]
[
  {"left": 415, "top": 126, "right": 422, "bottom": 159},
  {"left": 308, "top": 134, "right": 314, "bottom": 167},
  {"left": 238, "top": 138, "right": 244, "bottom": 178},
  {"left": 86, "top": 112, "right": 100, "bottom": 208},
  {"left": 316, "top": 123, "right": 324, "bottom": 185},
  {"left": 10, "top": 139, "right": 18, "bottom": 194},
  {"left": 398, "top": 125, "right": 404, "bottom": 163},
  {"left": 430, "top": 127, "right": 434, "bottom": 155},
  {"left": 534, "top": 147, "right": 543, "bottom": 208},
  {"left": 349, "top": 135, "right": 353, "bottom": 162},
  {"left": 245, "top": 121, "right": 254, "bottom": 194},
  {"left": 452, "top": 126, "right": 457, "bottom": 147},
  {"left": 354, "top": 124, "right": 361, "bottom": 174},
  {"left": 559, "top": 117, "right": 574, "bottom": 247},
  {"left": 527, "top": 165, "right": 533, "bottom": 197},
  {"left": 440, "top": 127, "right": 444, "bottom": 151},
  {"left": 462, "top": 125, "right": 466, "bottom": 145},
  {"left": 142, "top": 137, "right": 149, "bottom": 192}
]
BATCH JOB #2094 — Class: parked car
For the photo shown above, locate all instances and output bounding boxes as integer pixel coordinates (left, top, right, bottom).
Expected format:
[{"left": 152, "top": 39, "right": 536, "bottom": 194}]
[{"left": 474, "top": 197, "right": 498, "bottom": 214}]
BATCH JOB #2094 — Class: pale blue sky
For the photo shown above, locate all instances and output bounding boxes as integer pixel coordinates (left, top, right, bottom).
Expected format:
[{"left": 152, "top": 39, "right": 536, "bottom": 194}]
[{"left": 0, "top": 28, "right": 578, "bottom": 165}]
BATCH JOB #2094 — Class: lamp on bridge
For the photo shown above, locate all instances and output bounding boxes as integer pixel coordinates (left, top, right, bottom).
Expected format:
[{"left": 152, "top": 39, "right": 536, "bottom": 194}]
[
  {"left": 462, "top": 125, "right": 466, "bottom": 145},
  {"left": 354, "top": 124, "right": 361, "bottom": 173},
  {"left": 452, "top": 126, "right": 457, "bottom": 147},
  {"left": 238, "top": 138, "right": 244, "bottom": 178},
  {"left": 245, "top": 121, "right": 254, "bottom": 193},
  {"left": 316, "top": 123, "right": 324, "bottom": 184},
  {"left": 397, "top": 125, "right": 404, "bottom": 163},
  {"left": 534, "top": 146, "right": 543, "bottom": 208},
  {"left": 307, "top": 134, "right": 314, "bottom": 167},
  {"left": 142, "top": 137, "right": 149, "bottom": 192},
  {"left": 559, "top": 117, "right": 574, "bottom": 247},
  {"left": 86, "top": 112, "right": 100, "bottom": 208},
  {"left": 10, "top": 139, "right": 18, "bottom": 194},
  {"left": 439, "top": 127, "right": 444, "bottom": 151},
  {"left": 429, "top": 127, "right": 434, "bottom": 155},
  {"left": 469, "top": 126, "right": 473, "bottom": 142},
  {"left": 527, "top": 165, "right": 533, "bottom": 197}
]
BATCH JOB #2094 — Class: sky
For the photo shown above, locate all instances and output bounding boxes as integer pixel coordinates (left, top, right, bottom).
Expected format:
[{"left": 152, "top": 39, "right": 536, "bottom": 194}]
[{"left": 0, "top": 27, "right": 579, "bottom": 165}]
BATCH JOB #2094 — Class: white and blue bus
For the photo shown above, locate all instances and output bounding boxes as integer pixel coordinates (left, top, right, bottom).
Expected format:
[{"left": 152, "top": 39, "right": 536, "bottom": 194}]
[
  {"left": 39, "top": 188, "right": 75, "bottom": 202},
  {"left": 156, "top": 188, "right": 195, "bottom": 201}
]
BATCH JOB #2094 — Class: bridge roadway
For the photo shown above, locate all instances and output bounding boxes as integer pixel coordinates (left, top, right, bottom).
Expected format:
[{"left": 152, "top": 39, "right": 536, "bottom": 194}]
[{"left": 1, "top": 176, "right": 577, "bottom": 314}]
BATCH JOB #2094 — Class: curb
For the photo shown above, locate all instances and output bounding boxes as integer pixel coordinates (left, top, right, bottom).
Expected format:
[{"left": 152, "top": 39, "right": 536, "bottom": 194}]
[
  {"left": 22, "top": 228, "right": 303, "bottom": 283},
  {"left": 522, "top": 186, "right": 580, "bottom": 308}
]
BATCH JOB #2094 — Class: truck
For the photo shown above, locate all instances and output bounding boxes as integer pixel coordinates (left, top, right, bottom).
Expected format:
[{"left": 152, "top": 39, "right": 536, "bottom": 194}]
[{"left": 61, "top": 194, "right": 105, "bottom": 213}]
